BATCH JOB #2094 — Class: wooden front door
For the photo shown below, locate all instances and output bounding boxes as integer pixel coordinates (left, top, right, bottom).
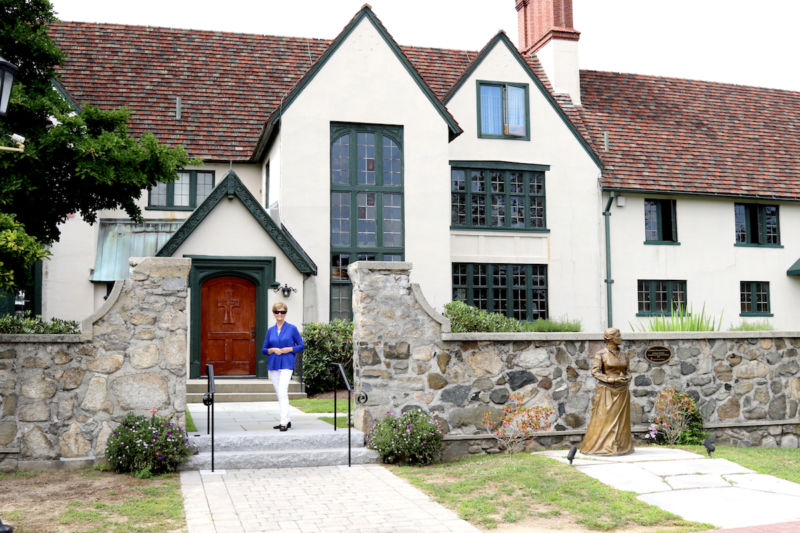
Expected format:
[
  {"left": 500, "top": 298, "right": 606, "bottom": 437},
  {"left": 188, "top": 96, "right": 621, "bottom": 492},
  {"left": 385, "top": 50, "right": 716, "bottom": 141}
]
[{"left": 200, "top": 276, "right": 257, "bottom": 376}]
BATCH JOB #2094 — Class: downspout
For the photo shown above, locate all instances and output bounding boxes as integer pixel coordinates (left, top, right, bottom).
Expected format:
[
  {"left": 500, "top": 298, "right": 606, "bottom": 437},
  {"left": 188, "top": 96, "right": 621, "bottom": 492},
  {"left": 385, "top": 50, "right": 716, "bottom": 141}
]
[{"left": 603, "top": 191, "right": 615, "bottom": 328}]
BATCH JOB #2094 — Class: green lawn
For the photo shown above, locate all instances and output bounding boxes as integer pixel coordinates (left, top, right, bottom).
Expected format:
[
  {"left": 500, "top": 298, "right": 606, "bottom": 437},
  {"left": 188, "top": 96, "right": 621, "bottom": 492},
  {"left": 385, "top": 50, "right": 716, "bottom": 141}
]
[
  {"left": 290, "top": 397, "right": 349, "bottom": 413},
  {"left": 318, "top": 415, "right": 353, "bottom": 428},
  {"left": 392, "top": 452, "right": 712, "bottom": 531},
  {"left": 680, "top": 445, "right": 800, "bottom": 484}
]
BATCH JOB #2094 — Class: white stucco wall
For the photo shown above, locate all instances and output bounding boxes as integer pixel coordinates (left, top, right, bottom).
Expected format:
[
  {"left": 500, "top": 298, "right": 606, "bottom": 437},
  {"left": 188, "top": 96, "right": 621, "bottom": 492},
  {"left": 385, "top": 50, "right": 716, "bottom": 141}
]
[
  {"left": 609, "top": 194, "right": 800, "bottom": 331},
  {"left": 41, "top": 162, "right": 262, "bottom": 321},
  {"left": 445, "top": 41, "right": 605, "bottom": 331},
  {"left": 535, "top": 39, "right": 581, "bottom": 105},
  {"left": 274, "top": 17, "right": 452, "bottom": 321}
]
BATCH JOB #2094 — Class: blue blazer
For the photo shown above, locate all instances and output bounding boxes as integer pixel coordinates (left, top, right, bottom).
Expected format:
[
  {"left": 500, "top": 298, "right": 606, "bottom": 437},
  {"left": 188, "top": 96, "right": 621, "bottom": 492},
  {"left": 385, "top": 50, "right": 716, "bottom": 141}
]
[{"left": 261, "top": 322, "right": 305, "bottom": 371}]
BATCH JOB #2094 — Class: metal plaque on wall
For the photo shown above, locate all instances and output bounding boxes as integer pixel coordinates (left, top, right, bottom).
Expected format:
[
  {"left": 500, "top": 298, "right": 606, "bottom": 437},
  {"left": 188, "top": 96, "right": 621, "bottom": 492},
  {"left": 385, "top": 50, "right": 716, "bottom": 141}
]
[{"left": 644, "top": 345, "right": 672, "bottom": 364}]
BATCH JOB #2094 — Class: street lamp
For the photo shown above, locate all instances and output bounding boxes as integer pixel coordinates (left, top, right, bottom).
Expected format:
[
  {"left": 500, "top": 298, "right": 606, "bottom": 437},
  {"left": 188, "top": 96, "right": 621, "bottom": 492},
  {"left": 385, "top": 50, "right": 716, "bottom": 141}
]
[{"left": 0, "top": 57, "right": 18, "bottom": 117}]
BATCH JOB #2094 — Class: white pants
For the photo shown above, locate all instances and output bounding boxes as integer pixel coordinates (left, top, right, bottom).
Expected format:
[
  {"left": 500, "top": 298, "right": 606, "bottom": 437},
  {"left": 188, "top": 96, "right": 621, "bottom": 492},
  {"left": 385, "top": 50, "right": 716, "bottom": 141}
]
[{"left": 269, "top": 369, "right": 293, "bottom": 425}]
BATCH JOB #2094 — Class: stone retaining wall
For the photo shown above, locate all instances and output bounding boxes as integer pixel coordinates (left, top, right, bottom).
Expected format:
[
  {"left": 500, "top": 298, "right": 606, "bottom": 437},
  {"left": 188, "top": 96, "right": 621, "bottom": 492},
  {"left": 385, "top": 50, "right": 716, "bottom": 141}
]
[
  {"left": 349, "top": 262, "right": 800, "bottom": 455},
  {"left": 0, "top": 257, "right": 190, "bottom": 471}
]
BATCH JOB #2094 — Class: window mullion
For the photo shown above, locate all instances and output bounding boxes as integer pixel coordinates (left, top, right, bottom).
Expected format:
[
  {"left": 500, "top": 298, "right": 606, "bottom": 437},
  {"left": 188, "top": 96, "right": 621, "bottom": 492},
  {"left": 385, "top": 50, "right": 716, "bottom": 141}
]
[
  {"left": 503, "top": 171, "right": 510, "bottom": 229},
  {"left": 189, "top": 171, "right": 197, "bottom": 209},
  {"left": 525, "top": 264, "right": 533, "bottom": 321},
  {"left": 466, "top": 264, "right": 474, "bottom": 305}
]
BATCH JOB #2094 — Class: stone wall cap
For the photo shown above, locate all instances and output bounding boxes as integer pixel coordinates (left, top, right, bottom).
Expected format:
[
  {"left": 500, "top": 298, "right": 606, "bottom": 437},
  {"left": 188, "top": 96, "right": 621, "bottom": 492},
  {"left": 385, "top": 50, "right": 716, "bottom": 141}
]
[
  {"left": 0, "top": 334, "right": 82, "bottom": 343},
  {"left": 442, "top": 331, "right": 800, "bottom": 341},
  {"left": 443, "top": 332, "right": 601, "bottom": 341},
  {"left": 349, "top": 260, "right": 412, "bottom": 272}
]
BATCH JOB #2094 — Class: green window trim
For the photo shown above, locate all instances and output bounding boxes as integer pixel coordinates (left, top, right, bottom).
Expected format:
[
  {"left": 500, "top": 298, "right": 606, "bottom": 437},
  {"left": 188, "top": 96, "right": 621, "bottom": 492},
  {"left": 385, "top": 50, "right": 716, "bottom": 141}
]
[
  {"left": 330, "top": 123, "right": 405, "bottom": 321},
  {"left": 452, "top": 263, "right": 548, "bottom": 321},
  {"left": 734, "top": 243, "right": 784, "bottom": 249},
  {"left": 740, "top": 280, "right": 771, "bottom": 316},
  {"left": 644, "top": 241, "right": 681, "bottom": 245},
  {"left": 476, "top": 80, "right": 531, "bottom": 141},
  {"left": 644, "top": 198, "right": 678, "bottom": 243},
  {"left": 450, "top": 164, "right": 546, "bottom": 231},
  {"left": 147, "top": 169, "right": 215, "bottom": 211},
  {"left": 734, "top": 203, "right": 780, "bottom": 246},
  {"left": 637, "top": 279, "right": 687, "bottom": 315}
]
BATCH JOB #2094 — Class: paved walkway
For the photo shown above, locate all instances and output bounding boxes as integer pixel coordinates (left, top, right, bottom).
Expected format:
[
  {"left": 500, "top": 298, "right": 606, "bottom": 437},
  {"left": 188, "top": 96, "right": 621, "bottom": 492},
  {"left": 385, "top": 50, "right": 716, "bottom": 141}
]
[
  {"left": 182, "top": 402, "right": 800, "bottom": 532},
  {"left": 540, "top": 447, "right": 800, "bottom": 530}
]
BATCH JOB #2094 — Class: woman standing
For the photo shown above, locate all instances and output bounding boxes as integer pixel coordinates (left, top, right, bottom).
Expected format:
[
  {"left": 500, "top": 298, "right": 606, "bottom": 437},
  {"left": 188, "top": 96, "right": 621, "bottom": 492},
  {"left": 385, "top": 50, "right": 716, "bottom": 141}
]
[
  {"left": 580, "top": 327, "right": 634, "bottom": 455},
  {"left": 262, "top": 301, "right": 305, "bottom": 431}
]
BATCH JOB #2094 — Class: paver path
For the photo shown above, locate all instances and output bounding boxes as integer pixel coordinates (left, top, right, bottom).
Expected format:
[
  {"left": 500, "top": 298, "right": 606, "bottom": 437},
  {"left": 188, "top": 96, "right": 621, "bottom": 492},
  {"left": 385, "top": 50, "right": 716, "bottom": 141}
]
[{"left": 181, "top": 464, "right": 480, "bottom": 533}]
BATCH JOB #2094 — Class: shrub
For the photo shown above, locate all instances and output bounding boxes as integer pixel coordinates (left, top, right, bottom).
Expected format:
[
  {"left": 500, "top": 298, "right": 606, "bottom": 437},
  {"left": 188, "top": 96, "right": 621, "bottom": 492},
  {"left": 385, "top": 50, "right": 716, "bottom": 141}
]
[
  {"left": 443, "top": 301, "right": 580, "bottom": 333},
  {"left": 0, "top": 312, "right": 80, "bottom": 334},
  {"left": 366, "top": 409, "right": 445, "bottom": 465},
  {"left": 729, "top": 320, "right": 774, "bottom": 331},
  {"left": 631, "top": 303, "right": 722, "bottom": 332},
  {"left": 301, "top": 320, "right": 353, "bottom": 395},
  {"left": 105, "top": 410, "right": 197, "bottom": 477},
  {"left": 646, "top": 387, "right": 707, "bottom": 445},
  {"left": 482, "top": 393, "right": 555, "bottom": 453}
]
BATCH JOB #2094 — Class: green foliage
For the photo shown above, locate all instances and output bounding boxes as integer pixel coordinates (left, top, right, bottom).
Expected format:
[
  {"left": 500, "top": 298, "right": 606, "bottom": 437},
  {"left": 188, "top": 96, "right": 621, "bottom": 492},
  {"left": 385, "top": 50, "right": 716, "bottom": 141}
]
[
  {"left": 300, "top": 320, "right": 353, "bottom": 396},
  {"left": 0, "top": 213, "right": 49, "bottom": 293},
  {"left": 631, "top": 303, "right": 722, "bottom": 332},
  {"left": 0, "top": 311, "right": 79, "bottom": 334},
  {"left": 646, "top": 387, "right": 707, "bottom": 445},
  {"left": 105, "top": 411, "right": 197, "bottom": 476},
  {"left": 729, "top": 320, "right": 774, "bottom": 331},
  {"left": 0, "top": 0, "right": 195, "bottom": 293},
  {"left": 366, "top": 409, "right": 445, "bottom": 466},
  {"left": 443, "top": 301, "right": 581, "bottom": 333}
]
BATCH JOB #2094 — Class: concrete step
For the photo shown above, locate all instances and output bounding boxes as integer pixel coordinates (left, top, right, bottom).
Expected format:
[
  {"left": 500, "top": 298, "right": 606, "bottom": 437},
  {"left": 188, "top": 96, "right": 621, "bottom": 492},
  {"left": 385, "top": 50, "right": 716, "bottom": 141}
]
[
  {"left": 182, "top": 447, "right": 380, "bottom": 470},
  {"left": 186, "top": 379, "right": 304, "bottom": 394},
  {"left": 189, "top": 430, "right": 364, "bottom": 452},
  {"left": 186, "top": 391, "right": 307, "bottom": 403}
]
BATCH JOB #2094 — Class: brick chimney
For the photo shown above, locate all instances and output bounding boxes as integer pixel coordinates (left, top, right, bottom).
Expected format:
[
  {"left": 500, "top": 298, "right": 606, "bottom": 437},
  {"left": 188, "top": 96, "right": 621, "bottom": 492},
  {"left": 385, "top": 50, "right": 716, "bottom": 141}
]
[{"left": 516, "top": 0, "right": 581, "bottom": 104}]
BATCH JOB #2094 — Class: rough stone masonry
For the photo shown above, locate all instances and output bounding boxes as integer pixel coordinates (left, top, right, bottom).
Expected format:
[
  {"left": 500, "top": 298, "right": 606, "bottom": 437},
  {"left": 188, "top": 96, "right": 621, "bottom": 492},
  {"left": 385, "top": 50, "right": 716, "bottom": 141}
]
[
  {"left": 0, "top": 257, "right": 190, "bottom": 471},
  {"left": 349, "top": 262, "right": 800, "bottom": 457}
]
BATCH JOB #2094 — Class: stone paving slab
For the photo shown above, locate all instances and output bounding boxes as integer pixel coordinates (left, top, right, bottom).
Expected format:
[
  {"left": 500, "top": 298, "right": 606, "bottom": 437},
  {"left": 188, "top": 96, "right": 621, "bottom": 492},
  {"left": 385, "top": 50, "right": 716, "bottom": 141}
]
[
  {"left": 575, "top": 463, "right": 672, "bottom": 493},
  {"left": 725, "top": 473, "right": 800, "bottom": 497},
  {"left": 637, "top": 458, "right": 753, "bottom": 477},
  {"left": 664, "top": 473, "right": 730, "bottom": 490},
  {"left": 180, "top": 464, "right": 481, "bottom": 533}
]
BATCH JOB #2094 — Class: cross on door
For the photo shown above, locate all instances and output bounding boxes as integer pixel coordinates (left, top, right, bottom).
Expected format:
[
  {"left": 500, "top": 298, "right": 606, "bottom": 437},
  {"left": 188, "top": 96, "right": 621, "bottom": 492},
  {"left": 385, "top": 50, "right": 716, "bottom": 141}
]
[{"left": 217, "top": 289, "right": 240, "bottom": 324}]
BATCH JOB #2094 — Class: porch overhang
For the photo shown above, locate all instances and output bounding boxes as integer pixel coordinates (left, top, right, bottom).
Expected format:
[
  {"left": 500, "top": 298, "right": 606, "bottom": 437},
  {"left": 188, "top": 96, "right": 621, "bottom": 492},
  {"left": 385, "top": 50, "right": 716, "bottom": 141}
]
[{"left": 788, "top": 258, "right": 800, "bottom": 276}]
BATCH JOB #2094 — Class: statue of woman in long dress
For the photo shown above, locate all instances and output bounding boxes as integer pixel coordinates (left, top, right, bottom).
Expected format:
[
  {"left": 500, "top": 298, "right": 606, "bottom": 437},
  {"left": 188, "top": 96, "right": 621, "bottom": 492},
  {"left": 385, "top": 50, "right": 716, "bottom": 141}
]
[{"left": 580, "top": 327, "right": 634, "bottom": 455}]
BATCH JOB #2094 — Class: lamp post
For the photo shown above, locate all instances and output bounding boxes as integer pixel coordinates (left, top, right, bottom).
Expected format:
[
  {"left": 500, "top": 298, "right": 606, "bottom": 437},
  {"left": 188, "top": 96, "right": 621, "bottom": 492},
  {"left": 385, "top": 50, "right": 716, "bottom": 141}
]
[
  {"left": 0, "top": 57, "right": 18, "bottom": 117},
  {"left": 0, "top": 57, "right": 24, "bottom": 155}
]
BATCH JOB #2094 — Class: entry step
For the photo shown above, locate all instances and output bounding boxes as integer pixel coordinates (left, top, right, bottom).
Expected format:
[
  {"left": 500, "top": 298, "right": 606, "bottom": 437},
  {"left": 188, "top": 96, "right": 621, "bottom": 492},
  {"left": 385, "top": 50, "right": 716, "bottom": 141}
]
[{"left": 186, "top": 378, "right": 306, "bottom": 403}]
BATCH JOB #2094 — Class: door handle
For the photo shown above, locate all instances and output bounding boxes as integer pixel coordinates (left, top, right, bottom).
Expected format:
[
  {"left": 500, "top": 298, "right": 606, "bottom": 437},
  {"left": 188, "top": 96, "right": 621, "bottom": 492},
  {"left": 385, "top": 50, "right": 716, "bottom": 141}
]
[{"left": 251, "top": 325, "right": 256, "bottom": 341}]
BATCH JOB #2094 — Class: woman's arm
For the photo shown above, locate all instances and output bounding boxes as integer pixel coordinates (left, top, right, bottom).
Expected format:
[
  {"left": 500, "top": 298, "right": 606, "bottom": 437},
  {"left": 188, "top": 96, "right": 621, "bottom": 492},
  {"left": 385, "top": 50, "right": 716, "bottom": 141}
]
[
  {"left": 590, "top": 351, "right": 614, "bottom": 384},
  {"left": 290, "top": 325, "right": 305, "bottom": 354}
]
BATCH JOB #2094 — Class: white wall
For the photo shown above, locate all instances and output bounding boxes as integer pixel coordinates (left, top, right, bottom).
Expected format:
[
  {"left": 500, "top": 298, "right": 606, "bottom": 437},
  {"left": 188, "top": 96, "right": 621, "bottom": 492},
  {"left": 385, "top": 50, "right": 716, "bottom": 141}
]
[
  {"left": 609, "top": 194, "right": 800, "bottom": 331},
  {"left": 446, "top": 41, "right": 605, "bottom": 330},
  {"left": 276, "top": 17, "right": 452, "bottom": 321}
]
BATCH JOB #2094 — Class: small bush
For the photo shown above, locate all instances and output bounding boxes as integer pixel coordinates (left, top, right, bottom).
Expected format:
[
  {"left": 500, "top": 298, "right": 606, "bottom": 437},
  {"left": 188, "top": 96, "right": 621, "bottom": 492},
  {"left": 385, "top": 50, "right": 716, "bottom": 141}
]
[
  {"left": 443, "top": 301, "right": 580, "bottom": 333},
  {"left": 366, "top": 409, "right": 445, "bottom": 465},
  {"left": 729, "top": 320, "right": 774, "bottom": 331},
  {"left": 482, "top": 393, "right": 555, "bottom": 453},
  {"left": 645, "top": 387, "right": 707, "bottom": 445},
  {"left": 0, "top": 312, "right": 80, "bottom": 334},
  {"left": 105, "top": 410, "right": 197, "bottom": 477},
  {"left": 300, "top": 320, "right": 353, "bottom": 396},
  {"left": 631, "top": 303, "right": 722, "bottom": 332}
]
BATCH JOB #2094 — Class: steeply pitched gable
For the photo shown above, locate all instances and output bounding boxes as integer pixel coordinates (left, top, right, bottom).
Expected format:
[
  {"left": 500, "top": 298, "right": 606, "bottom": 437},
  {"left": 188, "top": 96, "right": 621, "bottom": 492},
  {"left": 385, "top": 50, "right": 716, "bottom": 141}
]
[{"left": 157, "top": 170, "right": 317, "bottom": 275}]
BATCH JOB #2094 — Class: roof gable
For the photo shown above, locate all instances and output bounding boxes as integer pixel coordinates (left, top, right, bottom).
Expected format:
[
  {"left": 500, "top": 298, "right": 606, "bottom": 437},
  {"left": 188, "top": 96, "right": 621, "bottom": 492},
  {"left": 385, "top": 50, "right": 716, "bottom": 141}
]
[
  {"left": 443, "top": 32, "right": 601, "bottom": 168},
  {"left": 252, "top": 5, "right": 463, "bottom": 160},
  {"left": 156, "top": 170, "right": 317, "bottom": 275}
]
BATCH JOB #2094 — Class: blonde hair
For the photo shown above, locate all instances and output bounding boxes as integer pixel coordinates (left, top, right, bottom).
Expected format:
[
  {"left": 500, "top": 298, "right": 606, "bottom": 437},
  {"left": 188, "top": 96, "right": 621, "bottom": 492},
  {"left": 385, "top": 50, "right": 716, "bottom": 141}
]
[
  {"left": 272, "top": 301, "right": 288, "bottom": 313},
  {"left": 603, "top": 327, "right": 621, "bottom": 340}
]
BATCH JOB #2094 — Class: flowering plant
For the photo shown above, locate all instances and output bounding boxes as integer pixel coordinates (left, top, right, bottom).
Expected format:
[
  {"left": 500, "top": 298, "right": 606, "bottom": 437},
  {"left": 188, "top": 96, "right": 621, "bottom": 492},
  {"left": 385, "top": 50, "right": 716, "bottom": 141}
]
[
  {"left": 105, "top": 409, "right": 198, "bottom": 477},
  {"left": 482, "top": 393, "right": 555, "bottom": 453},
  {"left": 649, "top": 386, "right": 706, "bottom": 445},
  {"left": 366, "top": 409, "right": 445, "bottom": 466}
]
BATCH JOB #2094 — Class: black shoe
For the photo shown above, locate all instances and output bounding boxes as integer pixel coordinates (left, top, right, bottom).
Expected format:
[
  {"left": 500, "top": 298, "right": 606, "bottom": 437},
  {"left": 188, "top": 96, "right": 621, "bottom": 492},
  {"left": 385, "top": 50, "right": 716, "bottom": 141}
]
[
  {"left": 279, "top": 425, "right": 288, "bottom": 432},
  {"left": 273, "top": 421, "right": 291, "bottom": 429}
]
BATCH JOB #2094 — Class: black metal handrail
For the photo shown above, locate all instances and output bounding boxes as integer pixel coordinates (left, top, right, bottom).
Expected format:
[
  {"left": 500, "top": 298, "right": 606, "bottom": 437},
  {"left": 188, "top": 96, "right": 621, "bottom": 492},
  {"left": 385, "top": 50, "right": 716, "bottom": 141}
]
[
  {"left": 202, "top": 364, "right": 216, "bottom": 472},
  {"left": 331, "top": 363, "right": 368, "bottom": 467}
]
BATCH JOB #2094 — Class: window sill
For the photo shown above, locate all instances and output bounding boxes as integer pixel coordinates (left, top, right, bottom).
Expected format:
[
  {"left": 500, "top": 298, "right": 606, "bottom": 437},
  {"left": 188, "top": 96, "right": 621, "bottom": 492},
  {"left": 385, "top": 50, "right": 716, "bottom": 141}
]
[
  {"left": 146, "top": 206, "right": 195, "bottom": 212},
  {"left": 636, "top": 312, "right": 691, "bottom": 317},
  {"left": 450, "top": 226, "right": 550, "bottom": 233},
  {"left": 644, "top": 241, "right": 680, "bottom": 246},
  {"left": 734, "top": 243, "right": 783, "bottom": 248},
  {"left": 740, "top": 312, "right": 773, "bottom": 317},
  {"left": 477, "top": 133, "right": 530, "bottom": 141}
]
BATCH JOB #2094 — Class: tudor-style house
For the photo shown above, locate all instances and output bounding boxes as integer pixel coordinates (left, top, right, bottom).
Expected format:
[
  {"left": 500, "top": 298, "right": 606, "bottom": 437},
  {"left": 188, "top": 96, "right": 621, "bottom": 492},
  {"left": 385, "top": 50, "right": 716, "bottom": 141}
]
[{"left": 23, "top": 0, "right": 799, "bottom": 378}]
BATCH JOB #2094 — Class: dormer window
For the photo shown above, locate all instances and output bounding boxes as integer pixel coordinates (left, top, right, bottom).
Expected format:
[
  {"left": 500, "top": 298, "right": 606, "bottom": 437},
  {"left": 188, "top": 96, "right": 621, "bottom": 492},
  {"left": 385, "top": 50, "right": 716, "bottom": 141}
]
[
  {"left": 148, "top": 170, "right": 215, "bottom": 210},
  {"left": 477, "top": 81, "right": 529, "bottom": 140}
]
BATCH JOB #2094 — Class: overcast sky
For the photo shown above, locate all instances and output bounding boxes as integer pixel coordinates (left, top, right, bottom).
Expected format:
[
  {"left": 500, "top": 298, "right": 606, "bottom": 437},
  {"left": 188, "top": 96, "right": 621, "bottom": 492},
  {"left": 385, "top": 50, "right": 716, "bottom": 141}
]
[{"left": 50, "top": 0, "right": 800, "bottom": 91}]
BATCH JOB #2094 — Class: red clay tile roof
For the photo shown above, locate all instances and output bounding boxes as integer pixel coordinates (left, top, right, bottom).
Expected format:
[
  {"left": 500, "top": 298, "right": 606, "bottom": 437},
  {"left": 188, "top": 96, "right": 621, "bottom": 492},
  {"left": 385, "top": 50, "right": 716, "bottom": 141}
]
[{"left": 580, "top": 70, "right": 800, "bottom": 200}]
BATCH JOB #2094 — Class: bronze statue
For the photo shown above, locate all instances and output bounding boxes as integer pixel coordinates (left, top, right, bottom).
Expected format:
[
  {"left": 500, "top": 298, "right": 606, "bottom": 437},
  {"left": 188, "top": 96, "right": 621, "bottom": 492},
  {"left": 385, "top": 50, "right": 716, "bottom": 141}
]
[{"left": 580, "top": 327, "right": 634, "bottom": 455}]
